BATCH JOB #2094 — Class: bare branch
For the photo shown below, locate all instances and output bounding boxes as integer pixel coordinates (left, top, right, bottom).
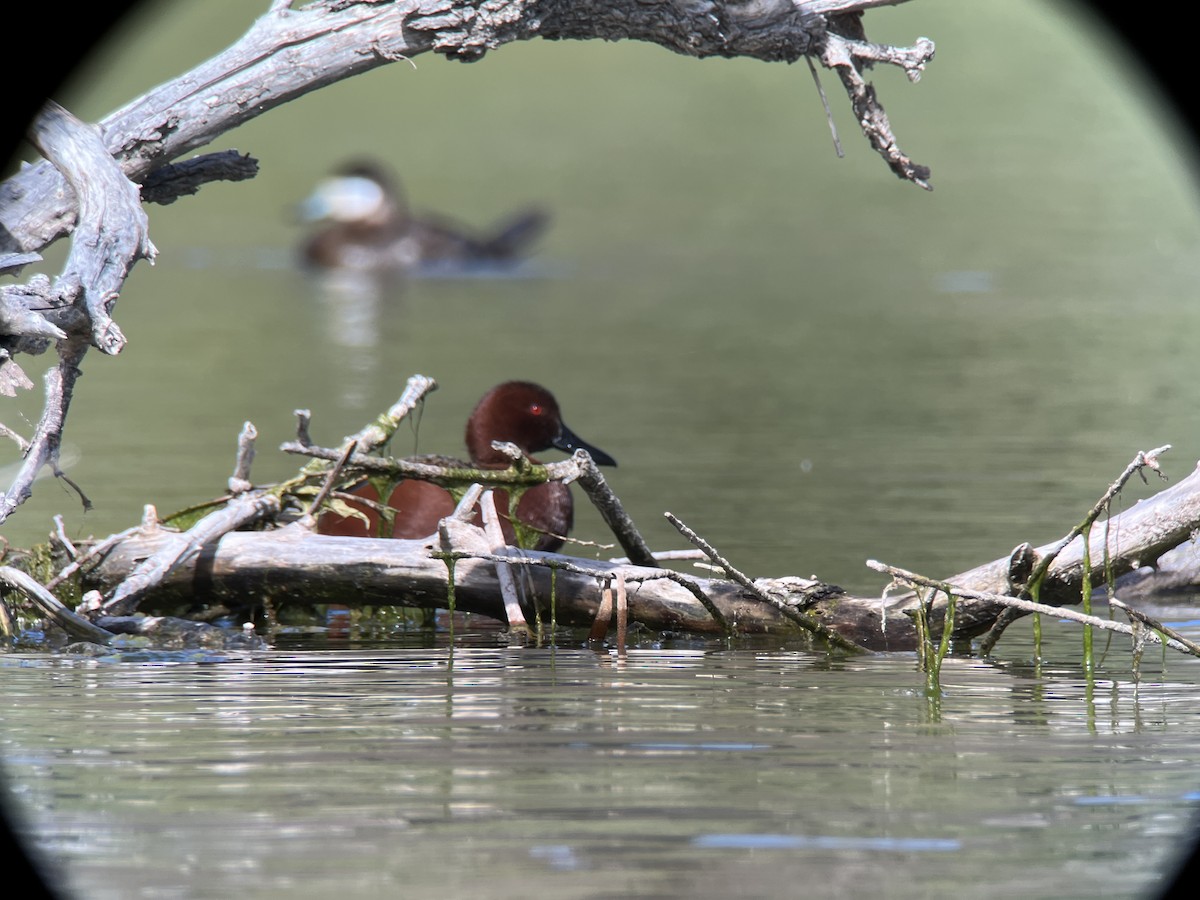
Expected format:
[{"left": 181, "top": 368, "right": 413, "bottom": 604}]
[
  {"left": 978, "top": 446, "right": 1173, "bottom": 652},
  {"left": 0, "top": 565, "right": 115, "bottom": 645},
  {"left": 26, "top": 101, "right": 157, "bottom": 353},
  {"left": 228, "top": 421, "right": 259, "bottom": 495},
  {"left": 665, "top": 511, "right": 865, "bottom": 652},
  {"left": 869, "top": 559, "right": 1200, "bottom": 659},
  {"left": 572, "top": 449, "right": 657, "bottom": 568},
  {"left": 0, "top": 339, "right": 88, "bottom": 524},
  {"left": 138, "top": 151, "right": 260, "bottom": 206},
  {"left": 480, "top": 489, "right": 530, "bottom": 632},
  {"left": 100, "top": 490, "right": 282, "bottom": 616},
  {"left": 819, "top": 31, "right": 935, "bottom": 188}
]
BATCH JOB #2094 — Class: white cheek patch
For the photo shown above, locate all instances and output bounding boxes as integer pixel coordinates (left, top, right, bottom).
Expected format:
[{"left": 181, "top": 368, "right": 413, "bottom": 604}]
[{"left": 307, "top": 176, "right": 387, "bottom": 222}]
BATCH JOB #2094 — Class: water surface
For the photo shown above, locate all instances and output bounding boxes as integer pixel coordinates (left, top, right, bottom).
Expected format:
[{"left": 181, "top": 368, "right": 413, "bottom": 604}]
[{"left": 4, "top": 619, "right": 1200, "bottom": 899}]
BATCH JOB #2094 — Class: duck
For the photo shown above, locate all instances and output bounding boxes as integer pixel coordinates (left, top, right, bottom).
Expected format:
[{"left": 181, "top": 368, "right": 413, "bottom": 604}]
[
  {"left": 317, "top": 381, "right": 616, "bottom": 551},
  {"left": 297, "top": 159, "right": 550, "bottom": 273}
]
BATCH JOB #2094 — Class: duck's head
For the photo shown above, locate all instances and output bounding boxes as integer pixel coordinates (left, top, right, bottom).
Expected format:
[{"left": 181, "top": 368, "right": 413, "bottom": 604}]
[
  {"left": 465, "top": 381, "right": 617, "bottom": 469},
  {"left": 298, "top": 160, "right": 407, "bottom": 227}
]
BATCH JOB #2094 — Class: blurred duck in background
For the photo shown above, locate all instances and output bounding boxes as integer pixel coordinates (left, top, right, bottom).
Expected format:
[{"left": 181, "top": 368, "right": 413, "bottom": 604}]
[{"left": 297, "top": 159, "right": 550, "bottom": 274}]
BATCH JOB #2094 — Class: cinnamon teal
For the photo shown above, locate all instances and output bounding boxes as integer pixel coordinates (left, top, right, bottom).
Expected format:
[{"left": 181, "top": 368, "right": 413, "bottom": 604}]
[{"left": 318, "top": 381, "right": 616, "bottom": 551}]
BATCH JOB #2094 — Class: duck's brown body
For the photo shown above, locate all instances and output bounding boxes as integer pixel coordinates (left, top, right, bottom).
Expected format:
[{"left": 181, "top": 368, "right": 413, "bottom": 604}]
[{"left": 318, "top": 382, "right": 615, "bottom": 551}]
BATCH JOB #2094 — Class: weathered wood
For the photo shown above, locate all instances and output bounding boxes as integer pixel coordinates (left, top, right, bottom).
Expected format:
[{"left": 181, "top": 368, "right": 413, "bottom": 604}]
[
  {"left": 83, "top": 524, "right": 810, "bottom": 639},
  {"left": 0, "top": 565, "right": 115, "bottom": 645},
  {"left": 0, "top": 102, "right": 156, "bottom": 524},
  {"left": 74, "top": 459, "right": 1200, "bottom": 652},
  {"left": 939, "top": 460, "right": 1200, "bottom": 638}
]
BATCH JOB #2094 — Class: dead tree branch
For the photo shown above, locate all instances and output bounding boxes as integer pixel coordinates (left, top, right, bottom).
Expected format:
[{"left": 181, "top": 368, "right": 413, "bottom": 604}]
[
  {"left": 0, "top": 102, "right": 156, "bottom": 524},
  {"left": 2, "top": 0, "right": 930, "bottom": 261},
  {"left": 868, "top": 560, "right": 1200, "bottom": 658},
  {"left": 0, "top": 565, "right": 115, "bottom": 645},
  {"left": 976, "top": 445, "right": 1171, "bottom": 652},
  {"left": 137, "top": 151, "right": 260, "bottom": 205},
  {"left": 10, "top": 374, "right": 1197, "bottom": 658},
  {"left": 96, "top": 490, "right": 282, "bottom": 618}
]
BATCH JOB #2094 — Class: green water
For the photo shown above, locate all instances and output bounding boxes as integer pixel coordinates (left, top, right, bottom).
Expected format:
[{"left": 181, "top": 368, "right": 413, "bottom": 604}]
[
  {"left": 3, "top": 2, "right": 1200, "bottom": 896},
  {"left": 4, "top": 629, "right": 1200, "bottom": 900}
]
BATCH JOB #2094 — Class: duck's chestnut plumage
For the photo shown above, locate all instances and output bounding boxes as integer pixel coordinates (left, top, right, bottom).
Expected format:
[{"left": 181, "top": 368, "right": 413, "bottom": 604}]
[{"left": 318, "top": 382, "right": 615, "bottom": 551}]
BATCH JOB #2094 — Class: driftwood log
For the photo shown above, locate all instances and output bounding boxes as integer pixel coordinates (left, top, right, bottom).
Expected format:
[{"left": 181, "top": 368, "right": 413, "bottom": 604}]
[{"left": 58, "top": 404, "right": 1200, "bottom": 654}]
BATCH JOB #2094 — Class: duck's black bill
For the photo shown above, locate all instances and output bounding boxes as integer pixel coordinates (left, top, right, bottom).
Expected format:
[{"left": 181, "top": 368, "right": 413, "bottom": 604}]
[{"left": 554, "top": 424, "right": 617, "bottom": 467}]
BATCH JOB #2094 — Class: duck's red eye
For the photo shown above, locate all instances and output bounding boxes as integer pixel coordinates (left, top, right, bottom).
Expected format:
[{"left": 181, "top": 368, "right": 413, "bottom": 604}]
[{"left": 529, "top": 404, "right": 544, "bottom": 416}]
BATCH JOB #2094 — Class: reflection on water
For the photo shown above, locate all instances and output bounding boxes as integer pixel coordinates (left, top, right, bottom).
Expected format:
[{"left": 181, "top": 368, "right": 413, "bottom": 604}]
[
  {"left": 303, "top": 261, "right": 562, "bottom": 408},
  {"left": 311, "top": 270, "right": 396, "bottom": 408},
  {"left": 3, "top": 623, "right": 1199, "bottom": 899}
]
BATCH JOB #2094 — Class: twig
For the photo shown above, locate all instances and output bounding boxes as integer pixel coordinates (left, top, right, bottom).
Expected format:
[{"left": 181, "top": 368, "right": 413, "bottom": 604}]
[
  {"left": 52, "top": 515, "right": 77, "bottom": 560},
  {"left": 343, "top": 373, "right": 436, "bottom": 455},
  {"left": 1032, "top": 446, "right": 1169, "bottom": 590},
  {"left": 589, "top": 578, "right": 614, "bottom": 643},
  {"left": 429, "top": 542, "right": 735, "bottom": 636},
  {"left": 292, "top": 375, "right": 437, "bottom": 487},
  {"left": 818, "top": 30, "right": 935, "bottom": 188},
  {"left": 51, "top": 463, "right": 92, "bottom": 512},
  {"left": 285, "top": 440, "right": 583, "bottom": 490},
  {"left": 615, "top": 572, "right": 628, "bottom": 654},
  {"left": 228, "top": 421, "right": 258, "bottom": 494},
  {"left": 609, "top": 549, "right": 706, "bottom": 564},
  {"left": 0, "top": 339, "right": 89, "bottom": 524},
  {"left": 572, "top": 449, "right": 658, "bottom": 567},
  {"left": 0, "top": 422, "right": 30, "bottom": 452},
  {"left": 46, "top": 523, "right": 149, "bottom": 592},
  {"left": 300, "top": 439, "right": 358, "bottom": 524},
  {"left": 451, "top": 484, "right": 485, "bottom": 521},
  {"left": 665, "top": 511, "right": 865, "bottom": 652},
  {"left": 799, "top": 2, "right": 917, "bottom": 12},
  {"left": 294, "top": 409, "right": 313, "bottom": 446},
  {"left": 1110, "top": 597, "right": 1200, "bottom": 657},
  {"left": 806, "top": 55, "right": 843, "bottom": 157},
  {"left": 101, "top": 490, "right": 281, "bottom": 616},
  {"left": 480, "top": 489, "right": 529, "bottom": 633},
  {"left": 979, "top": 446, "right": 1171, "bottom": 653},
  {"left": 868, "top": 560, "right": 1199, "bottom": 658}
]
